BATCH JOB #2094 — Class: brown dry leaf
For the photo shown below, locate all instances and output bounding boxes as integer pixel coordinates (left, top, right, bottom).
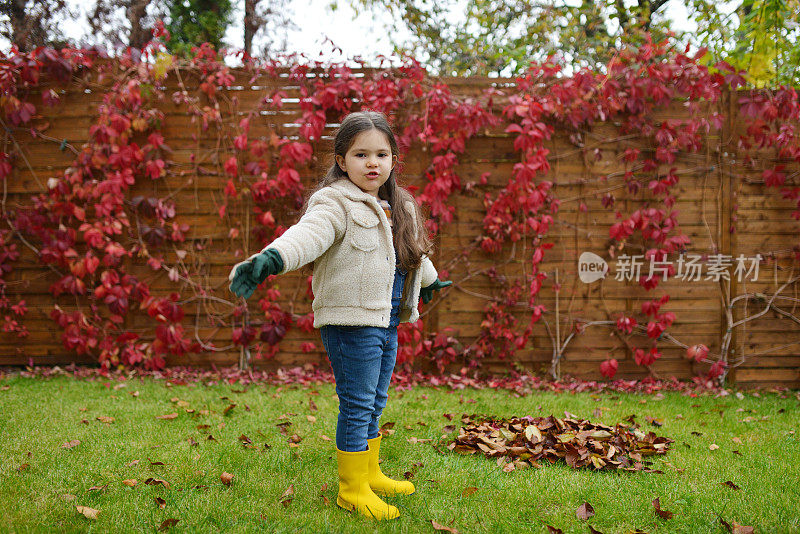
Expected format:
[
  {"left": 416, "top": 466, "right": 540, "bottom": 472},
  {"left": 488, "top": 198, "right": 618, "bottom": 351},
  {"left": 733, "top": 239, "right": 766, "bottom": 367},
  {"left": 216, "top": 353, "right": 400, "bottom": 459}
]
[
  {"left": 461, "top": 486, "right": 478, "bottom": 497},
  {"left": 96, "top": 416, "right": 115, "bottom": 424},
  {"left": 652, "top": 497, "right": 673, "bottom": 520},
  {"left": 546, "top": 526, "right": 563, "bottom": 534},
  {"left": 407, "top": 437, "right": 432, "bottom": 444},
  {"left": 156, "top": 413, "right": 178, "bottom": 420},
  {"left": 144, "top": 477, "right": 170, "bottom": 489},
  {"left": 130, "top": 391, "right": 140, "bottom": 397},
  {"left": 588, "top": 527, "right": 605, "bottom": 534},
  {"left": 61, "top": 440, "right": 80, "bottom": 449},
  {"left": 576, "top": 502, "right": 595, "bottom": 520},
  {"left": 158, "top": 518, "right": 179, "bottom": 531},
  {"left": 76, "top": 506, "right": 99, "bottom": 520},
  {"left": 126, "top": 459, "right": 140, "bottom": 467},
  {"left": 431, "top": 520, "right": 459, "bottom": 533},
  {"left": 721, "top": 481, "right": 741, "bottom": 490},
  {"left": 155, "top": 497, "right": 167, "bottom": 509},
  {"left": 732, "top": 437, "right": 742, "bottom": 444},
  {"left": 719, "top": 516, "right": 755, "bottom": 534},
  {"left": 220, "top": 472, "right": 234, "bottom": 486},
  {"left": 122, "top": 479, "right": 137, "bottom": 487},
  {"left": 18, "top": 463, "right": 29, "bottom": 472},
  {"left": 306, "top": 415, "right": 317, "bottom": 423},
  {"left": 280, "top": 484, "right": 294, "bottom": 507},
  {"left": 223, "top": 403, "right": 236, "bottom": 415},
  {"left": 88, "top": 484, "right": 108, "bottom": 492},
  {"left": 320, "top": 434, "right": 332, "bottom": 441},
  {"left": 709, "top": 444, "right": 720, "bottom": 451},
  {"left": 645, "top": 416, "right": 663, "bottom": 427}
]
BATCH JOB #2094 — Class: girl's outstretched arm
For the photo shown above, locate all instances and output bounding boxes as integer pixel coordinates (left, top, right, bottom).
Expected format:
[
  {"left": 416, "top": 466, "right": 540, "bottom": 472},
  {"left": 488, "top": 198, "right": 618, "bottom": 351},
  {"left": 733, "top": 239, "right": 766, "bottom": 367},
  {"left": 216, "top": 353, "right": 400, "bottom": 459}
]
[{"left": 258, "top": 188, "right": 347, "bottom": 274}]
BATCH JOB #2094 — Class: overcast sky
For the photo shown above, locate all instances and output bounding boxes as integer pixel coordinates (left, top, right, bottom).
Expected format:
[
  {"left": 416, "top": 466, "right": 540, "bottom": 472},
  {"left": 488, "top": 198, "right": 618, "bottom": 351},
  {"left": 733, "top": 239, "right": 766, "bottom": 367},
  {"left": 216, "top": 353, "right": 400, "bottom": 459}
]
[{"left": 2, "top": 0, "right": 698, "bottom": 68}]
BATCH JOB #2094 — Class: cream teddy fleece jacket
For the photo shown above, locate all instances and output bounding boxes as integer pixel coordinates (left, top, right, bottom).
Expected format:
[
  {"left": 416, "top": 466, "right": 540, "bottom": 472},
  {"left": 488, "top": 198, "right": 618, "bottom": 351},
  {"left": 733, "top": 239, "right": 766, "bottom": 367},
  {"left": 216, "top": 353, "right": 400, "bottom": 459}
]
[{"left": 258, "top": 178, "right": 439, "bottom": 328}]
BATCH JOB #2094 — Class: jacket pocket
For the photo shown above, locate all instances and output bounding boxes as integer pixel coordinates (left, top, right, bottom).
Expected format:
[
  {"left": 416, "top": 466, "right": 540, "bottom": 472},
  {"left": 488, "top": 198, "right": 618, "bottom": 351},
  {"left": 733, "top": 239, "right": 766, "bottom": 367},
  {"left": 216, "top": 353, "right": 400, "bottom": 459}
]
[{"left": 349, "top": 209, "right": 380, "bottom": 251}]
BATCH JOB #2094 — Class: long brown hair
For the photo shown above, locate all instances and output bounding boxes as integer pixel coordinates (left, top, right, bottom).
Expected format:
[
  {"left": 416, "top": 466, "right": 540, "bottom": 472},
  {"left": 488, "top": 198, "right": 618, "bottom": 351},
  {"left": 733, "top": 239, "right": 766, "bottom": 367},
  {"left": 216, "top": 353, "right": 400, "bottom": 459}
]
[{"left": 304, "top": 111, "right": 433, "bottom": 271}]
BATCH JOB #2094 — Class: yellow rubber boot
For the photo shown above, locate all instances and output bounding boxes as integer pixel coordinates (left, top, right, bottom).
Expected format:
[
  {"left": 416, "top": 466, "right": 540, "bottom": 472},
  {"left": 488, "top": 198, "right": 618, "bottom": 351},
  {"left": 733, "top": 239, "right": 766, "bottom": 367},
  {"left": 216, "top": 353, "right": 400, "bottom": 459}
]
[
  {"left": 367, "top": 436, "right": 416, "bottom": 496},
  {"left": 336, "top": 448, "right": 400, "bottom": 520}
]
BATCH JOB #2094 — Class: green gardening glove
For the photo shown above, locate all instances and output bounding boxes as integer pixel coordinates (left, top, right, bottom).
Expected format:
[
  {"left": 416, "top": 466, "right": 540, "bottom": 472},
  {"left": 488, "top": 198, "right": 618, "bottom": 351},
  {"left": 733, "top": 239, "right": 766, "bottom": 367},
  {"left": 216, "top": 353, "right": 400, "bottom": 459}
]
[
  {"left": 228, "top": 249, "right": 284, "bottom": 299},
  {"left": 420, "top": 279, "right": 452, "bottom": 304}
]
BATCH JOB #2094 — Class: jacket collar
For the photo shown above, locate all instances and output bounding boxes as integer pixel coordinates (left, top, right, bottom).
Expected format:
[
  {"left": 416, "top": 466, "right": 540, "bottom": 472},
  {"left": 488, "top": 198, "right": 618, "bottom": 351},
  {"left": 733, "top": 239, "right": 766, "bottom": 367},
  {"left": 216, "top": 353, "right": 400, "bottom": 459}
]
[{"left": 329, "top": 178, "right": 380, "bottom": 206}]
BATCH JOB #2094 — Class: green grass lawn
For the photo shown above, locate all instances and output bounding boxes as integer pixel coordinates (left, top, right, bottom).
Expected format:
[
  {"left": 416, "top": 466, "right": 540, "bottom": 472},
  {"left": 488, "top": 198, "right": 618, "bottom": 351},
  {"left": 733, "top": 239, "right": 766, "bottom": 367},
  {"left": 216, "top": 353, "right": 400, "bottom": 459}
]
[{"left": 1, "top": 373, "right": 798, "bottom": 533}]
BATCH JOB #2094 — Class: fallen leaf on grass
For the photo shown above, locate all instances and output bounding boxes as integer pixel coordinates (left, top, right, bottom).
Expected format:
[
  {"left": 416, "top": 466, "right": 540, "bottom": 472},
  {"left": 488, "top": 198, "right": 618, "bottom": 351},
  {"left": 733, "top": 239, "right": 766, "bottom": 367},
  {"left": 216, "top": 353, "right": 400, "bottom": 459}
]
[
  {"left": 709, "top": 444, "right": 719, "bottom": 450},
  {"left": 431, "top": 520, "right": 459, "bottom": 533},
  {"left": 220, "top": 472, "right": 234, "bottom": 486},
  {"left": 652, "top": 497, "right": 673, "bottom": 519},
  {"left": 461, "top": 487, "right": 478, "bottom": 497},
  {"left": 96, "top": 416, "right": 114, "bottom": 424},
  {"left": 576, "top": 502, "right": 595, "bottom": 520},
  {"left": 320, "top": 434, "right": 332, "bottom": 441},
  {"left": 17, "top": 463, "right": 29, "bottom": 472},
  {"left": 306, "top": 415, "right": 317, "bottom": 423},
  {"left": 645, "top": 416, "right": 663, "bottom": 427},
  {"left": 76, "top": 506, "right": 99, "bottom": 520},
  {"left": 546, "top": 526, "right": 563, "bottom": 534},
  {"left": 88, "top": 484, "right": 108, "bottom": 492},
  {"left": 156, "top": 413, "right": 178, "bottom": 420},
  {"left": 588, "top": 527, "right": 605, "bottom": 534},
  {"left": 122, "top": 479, "right": 137, "bottom": 487},
  {"left": 126, "top": 459, "right": 140, "bottom": 467},
  {"left": 223, "top": 403, "right": 236, "bottom": 415},
  {"left": 279, "top": 484, "right": 294, "bottom": 507},
  {"left": 407, "top": 437, "right": 432, "bottom": 444},
  {"left": 158, "top": 518, "right": 179, "bottom": 531},
  {"left": 732, "top": 437, "right": 742, "bottom": 444},
  {"left": 719, "top": 516, "right": 755, "bottom": 534},
  {"left": 144, "top": 477, "right": 170, "bottom": 489},
  {"left": 61, "top": 440, "right": 80, "bottom": 449},
  {"left": 721, "top": 481, "right": 741, "bottom": 490}
]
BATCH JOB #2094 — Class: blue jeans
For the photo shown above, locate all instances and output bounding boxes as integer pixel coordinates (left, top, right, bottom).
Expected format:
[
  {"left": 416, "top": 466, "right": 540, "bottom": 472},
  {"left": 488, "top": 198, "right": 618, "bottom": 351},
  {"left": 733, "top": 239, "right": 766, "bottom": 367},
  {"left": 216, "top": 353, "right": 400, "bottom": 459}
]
[{"left": 320, "top": 266, "right": 407, "bottom": 452}]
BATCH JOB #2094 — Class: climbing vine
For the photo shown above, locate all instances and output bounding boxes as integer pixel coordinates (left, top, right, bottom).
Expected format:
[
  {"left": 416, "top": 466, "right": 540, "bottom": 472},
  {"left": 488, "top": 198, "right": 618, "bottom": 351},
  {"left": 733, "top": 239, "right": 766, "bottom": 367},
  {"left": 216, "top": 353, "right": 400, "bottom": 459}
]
[{"left": 0, "top": 31, "right": 797, "bottom": 384}]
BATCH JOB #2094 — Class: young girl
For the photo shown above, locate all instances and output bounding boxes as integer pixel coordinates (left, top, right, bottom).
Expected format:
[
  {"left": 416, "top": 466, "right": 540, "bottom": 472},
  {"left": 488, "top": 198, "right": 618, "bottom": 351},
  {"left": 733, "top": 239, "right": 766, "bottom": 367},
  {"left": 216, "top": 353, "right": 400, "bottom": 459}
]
[{"left": 228, "top": 111, "right": 451, "bottom": 520}]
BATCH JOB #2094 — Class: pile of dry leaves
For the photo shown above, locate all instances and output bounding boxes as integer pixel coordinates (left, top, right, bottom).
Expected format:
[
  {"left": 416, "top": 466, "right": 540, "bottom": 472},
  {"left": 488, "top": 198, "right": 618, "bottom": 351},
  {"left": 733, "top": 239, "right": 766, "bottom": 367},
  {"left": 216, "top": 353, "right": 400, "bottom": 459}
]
[{"left": 448, "top": 413, "right": 673, "bottom": 472}]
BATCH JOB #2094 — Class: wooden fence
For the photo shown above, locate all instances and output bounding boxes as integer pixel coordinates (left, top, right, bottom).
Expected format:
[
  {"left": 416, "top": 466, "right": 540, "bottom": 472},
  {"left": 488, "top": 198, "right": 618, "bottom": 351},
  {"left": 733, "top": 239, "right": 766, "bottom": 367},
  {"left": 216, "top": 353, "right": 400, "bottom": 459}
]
[{"left": 2, "top": 68, "right": 799, "bottom": 388}]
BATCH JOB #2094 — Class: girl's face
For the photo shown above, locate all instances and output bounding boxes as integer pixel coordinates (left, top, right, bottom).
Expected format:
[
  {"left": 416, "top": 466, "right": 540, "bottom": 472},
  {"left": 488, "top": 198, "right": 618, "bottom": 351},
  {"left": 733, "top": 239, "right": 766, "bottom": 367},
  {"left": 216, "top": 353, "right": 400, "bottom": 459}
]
[{"left": 335, "top": 129, "right": 396, "bottom": 198}]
